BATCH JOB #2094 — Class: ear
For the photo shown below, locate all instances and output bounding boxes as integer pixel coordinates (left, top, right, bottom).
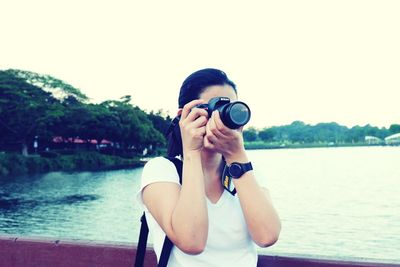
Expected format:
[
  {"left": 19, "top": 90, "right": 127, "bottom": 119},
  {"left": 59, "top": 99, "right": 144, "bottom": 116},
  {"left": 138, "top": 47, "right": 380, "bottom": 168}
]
[{"left": 176, "top": 109, "right": 183, "bottom": 116}]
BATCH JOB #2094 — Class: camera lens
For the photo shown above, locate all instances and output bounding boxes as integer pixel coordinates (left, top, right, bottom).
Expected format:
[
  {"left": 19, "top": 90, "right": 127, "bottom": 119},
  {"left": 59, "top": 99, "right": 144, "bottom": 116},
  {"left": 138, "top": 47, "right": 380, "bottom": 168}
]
[
  {"left": 222, "top": 101, "right": 251, "bottom": 129},
  {"left": 229, "top": 102, "right": 250, "bottom": 125}
]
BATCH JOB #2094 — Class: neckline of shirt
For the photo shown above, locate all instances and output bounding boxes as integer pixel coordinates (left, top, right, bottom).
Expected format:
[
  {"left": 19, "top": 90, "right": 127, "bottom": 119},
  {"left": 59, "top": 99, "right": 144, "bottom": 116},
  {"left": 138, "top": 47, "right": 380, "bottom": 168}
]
[{"left": 206, "top": 189, "right": 228, "bottom": 207}]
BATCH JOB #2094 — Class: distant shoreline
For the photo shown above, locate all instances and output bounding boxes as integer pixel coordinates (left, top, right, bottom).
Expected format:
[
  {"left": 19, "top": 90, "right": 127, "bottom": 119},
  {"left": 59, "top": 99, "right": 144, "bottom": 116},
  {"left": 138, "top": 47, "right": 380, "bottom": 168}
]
[
  {"left": 244, "top": 142, "right": 393, "bottom": 150},
  {"left": 1, "top": 145, "right": 398, "bottom": 178}
]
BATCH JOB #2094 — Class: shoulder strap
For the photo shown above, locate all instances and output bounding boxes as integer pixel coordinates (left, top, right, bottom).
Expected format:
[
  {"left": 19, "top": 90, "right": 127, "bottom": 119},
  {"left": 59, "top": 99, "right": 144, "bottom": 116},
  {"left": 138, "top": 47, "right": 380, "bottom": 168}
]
[
  {"left": 134, "top": 157, "right": 183, "bottom": 267},
  {"left": 165, "top": 156, "right": 183, "bottom": 184},
  {"left": 221, "top": 158, "right": 237, "bottom": 196},
  {"left": 134, "top": 213, "right": 149, "bottom": 267}
]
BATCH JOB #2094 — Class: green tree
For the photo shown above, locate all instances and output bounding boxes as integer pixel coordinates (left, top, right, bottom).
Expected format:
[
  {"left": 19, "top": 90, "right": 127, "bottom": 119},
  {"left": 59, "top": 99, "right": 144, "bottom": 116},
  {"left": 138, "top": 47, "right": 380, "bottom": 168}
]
[
  {"left": 101, "top": 97, "right": 166, "bottom": 153},
  {"left": 0, "top": 70, "right": 64, "bottom": 155},
  {"left": 287, "top": 121, "right": 308, "bottom": 143},
  {"left": 148, "top": 110, "right": 172, "bottom": 136},
  {"left": 85, "top": 103, "right": 120, "bottom": 146},
  {"left": 5, "top": 69, "right": 88, "bottom": 102},
  {"left": 313, "top": 122, "right": 348, "bottom": 143},
  {"left": 52, "top": 96, "right": 93, "bottom": 146},
  {"left": 389, "top": 124, "right": 400, "bottom": 135},
  {"left": 243, "top": 127, "right": 258, "bottom": 142},
  {"left": 55, "top": 102, "right": 119, "bottom": 149},
  {"left": 258, "top": 127, "right": 276, "bottom": 142}
]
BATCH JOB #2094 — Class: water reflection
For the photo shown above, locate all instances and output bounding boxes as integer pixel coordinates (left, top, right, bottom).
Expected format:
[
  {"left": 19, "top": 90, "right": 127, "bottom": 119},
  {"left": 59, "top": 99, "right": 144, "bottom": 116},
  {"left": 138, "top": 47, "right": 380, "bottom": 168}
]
[
  {"left": 0, "top": 194, "right": 100, "bottom": 212},
  {"left": 0, "top": 168, "right": 142, "bottom": 241}
]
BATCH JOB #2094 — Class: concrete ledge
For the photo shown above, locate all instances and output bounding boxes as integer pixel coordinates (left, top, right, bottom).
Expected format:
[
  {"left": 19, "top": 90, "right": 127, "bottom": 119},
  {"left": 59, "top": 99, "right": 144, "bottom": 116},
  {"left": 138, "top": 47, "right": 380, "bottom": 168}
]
[{"left": 0, "top": 236, "right": 399, "bottom": 267}]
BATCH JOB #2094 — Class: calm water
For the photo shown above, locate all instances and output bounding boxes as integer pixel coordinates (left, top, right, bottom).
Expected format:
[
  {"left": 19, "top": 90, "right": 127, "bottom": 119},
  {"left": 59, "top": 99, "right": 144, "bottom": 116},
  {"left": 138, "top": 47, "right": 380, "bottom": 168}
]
[{"left": 1, "top": 147, "right": 399, "bottom": 262}]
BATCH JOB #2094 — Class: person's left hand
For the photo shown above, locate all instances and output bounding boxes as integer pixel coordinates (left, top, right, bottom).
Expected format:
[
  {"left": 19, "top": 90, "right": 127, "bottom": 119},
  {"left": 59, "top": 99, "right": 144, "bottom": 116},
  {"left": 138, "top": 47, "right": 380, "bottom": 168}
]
[{"left": 203, "top": 110, "right": 246, "bottom": 162}]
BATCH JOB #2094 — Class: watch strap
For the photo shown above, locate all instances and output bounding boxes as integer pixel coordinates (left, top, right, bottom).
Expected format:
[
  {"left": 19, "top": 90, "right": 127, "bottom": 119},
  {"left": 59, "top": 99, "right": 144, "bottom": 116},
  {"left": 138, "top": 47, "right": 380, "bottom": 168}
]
[
  {"left": 241, "top": 162, "right": 253, "bottom": 173},
  {"left": 229, "top": 161, "right": 253, "bottom": 178}
]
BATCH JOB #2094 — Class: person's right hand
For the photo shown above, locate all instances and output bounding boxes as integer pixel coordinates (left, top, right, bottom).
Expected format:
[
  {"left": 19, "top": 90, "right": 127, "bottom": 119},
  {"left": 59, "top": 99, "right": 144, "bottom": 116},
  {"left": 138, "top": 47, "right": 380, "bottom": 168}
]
[{"left": 179, "top": 99, "right": 209, "bottom": 156}]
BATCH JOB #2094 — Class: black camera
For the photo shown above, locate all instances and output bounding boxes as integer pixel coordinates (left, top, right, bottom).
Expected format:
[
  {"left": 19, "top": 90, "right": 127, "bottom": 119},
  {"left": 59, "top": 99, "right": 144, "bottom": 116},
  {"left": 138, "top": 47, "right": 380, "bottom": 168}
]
[{"left": 196, "top": 97, "right": 251, "bottom": 129}]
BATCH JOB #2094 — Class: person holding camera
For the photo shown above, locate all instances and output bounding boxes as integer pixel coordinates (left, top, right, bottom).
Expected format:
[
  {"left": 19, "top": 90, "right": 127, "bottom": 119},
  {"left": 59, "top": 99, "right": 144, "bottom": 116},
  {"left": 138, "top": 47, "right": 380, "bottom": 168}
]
[{"left": 137, "top": 68, "right": 281, "bottom": 267}]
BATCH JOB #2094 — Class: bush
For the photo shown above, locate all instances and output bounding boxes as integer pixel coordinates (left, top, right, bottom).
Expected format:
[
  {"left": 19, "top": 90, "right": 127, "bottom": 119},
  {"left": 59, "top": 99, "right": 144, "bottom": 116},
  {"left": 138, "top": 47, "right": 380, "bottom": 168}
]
[
  {"left": 52, "top": 149, "right": 76, "bottom": 155},
  {"left": 3, "top": 153, "right": 29, "bottom": 176},
  {"left": 25, "top": 156, "right": 49, "bottom": 174},
  {"left": 39, "top": 151, "right": 59, "bottom": 158},
  {"left": 0, "top": 151, "right": 143, "bottom": 178},
  {"left": 54, "top": 156, "right": 76, "bottom": 171}
]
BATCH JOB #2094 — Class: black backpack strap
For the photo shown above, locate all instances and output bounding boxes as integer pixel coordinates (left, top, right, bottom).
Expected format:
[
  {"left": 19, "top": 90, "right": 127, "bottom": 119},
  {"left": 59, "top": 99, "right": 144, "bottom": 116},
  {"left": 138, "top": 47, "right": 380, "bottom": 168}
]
[
  {"left": 166, "top": 156, "right": 183, "bottom": 184},
  {"left": 158, "top": 237, "right": 174, "bottom": 267},
  {"left": 134, "top": 212, "right": 149, "bottom": 267}
]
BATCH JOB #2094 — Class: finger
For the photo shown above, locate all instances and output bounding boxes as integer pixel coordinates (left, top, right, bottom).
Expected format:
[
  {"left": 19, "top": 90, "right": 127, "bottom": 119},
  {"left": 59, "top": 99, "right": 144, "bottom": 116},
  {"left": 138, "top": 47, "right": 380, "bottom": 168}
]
[
  {"left": 191, "top": 115, "right": 208, "bottom": 128},
  {"left": 205, "top": 133, "right": 219, "bottom": 144},
  {"left": 196, "top": 126, "right": 207, "bottom": 136},
  {"left": 206, "top": 113, "right": 214, "bottom": 134},
  {"left": 185, "top": 107, "right": 208, "bottom": 123},
  {"left": 181, "top": 99, "right": 205, "bottom": 120},
  {"left": 204, "top": 122, "right": 213, "bottom": 143},
  {"left": 186, "top": 125, "right": 206, "bottom": 141},
  {"left": 209, "top": 112, "right": 228, "bottom": 138},
  {"left": 203, "top": 135, "right": 215, "bottom": 150},
  {"left": 212, "top": 111, "right": 230, "bottom": 135}
]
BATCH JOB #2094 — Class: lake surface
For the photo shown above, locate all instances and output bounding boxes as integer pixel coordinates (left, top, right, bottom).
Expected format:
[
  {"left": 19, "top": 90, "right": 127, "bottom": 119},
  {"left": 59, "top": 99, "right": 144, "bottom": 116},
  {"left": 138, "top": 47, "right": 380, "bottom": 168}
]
[{"left": 1, "top": 146, "right": 399, "bottom": 262}]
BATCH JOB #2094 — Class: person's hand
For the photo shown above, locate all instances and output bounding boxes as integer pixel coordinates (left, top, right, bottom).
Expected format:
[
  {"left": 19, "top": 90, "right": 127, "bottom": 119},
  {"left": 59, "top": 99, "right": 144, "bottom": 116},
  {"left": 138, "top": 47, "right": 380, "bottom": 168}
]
[
  {"left": 179, "top": 99, "right": 209, "bottom": 156},
  {"left": 204, "top": 110, "right": 247, "bottom": 163}
]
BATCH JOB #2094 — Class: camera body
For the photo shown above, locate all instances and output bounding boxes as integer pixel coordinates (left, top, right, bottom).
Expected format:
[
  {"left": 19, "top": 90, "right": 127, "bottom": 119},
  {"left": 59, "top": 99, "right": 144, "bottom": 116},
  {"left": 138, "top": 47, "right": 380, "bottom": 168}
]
[{"left": 196, "top": 97, "right": 251, "bottom": 129}]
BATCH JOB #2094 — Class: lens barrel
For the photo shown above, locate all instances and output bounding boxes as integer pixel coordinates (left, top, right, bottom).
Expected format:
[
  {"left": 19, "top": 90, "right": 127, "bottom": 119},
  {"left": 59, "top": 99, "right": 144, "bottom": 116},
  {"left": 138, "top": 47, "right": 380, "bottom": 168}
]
[{"left": 220, "top": 101, "right": 251, "bottom": 129}]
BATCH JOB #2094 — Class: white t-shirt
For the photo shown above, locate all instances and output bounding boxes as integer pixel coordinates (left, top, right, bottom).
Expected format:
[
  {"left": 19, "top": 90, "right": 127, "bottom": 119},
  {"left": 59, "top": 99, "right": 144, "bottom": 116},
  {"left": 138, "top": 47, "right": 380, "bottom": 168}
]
[{"left": 136, "top": 157, "right": 257, "bottom": 267}]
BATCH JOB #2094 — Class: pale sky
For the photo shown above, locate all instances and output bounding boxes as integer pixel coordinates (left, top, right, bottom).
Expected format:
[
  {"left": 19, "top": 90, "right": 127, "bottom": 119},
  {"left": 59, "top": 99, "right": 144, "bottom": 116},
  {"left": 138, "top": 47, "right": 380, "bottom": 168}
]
[{"left": 1, "top": 0, "right": 399, "bottom": 129}]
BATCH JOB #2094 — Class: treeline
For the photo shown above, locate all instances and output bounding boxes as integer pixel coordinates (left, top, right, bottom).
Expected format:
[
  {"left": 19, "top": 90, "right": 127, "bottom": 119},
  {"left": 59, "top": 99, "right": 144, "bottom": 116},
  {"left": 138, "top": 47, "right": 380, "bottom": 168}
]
[
  {"left": 0, "top": 69, "right": 170, "bottom": 156},
  {"left": 2, "top": 68, "right": 398, "bottom": 158},
  {"left": 243, "top": 121, "right": 400, "bottom": 144}
]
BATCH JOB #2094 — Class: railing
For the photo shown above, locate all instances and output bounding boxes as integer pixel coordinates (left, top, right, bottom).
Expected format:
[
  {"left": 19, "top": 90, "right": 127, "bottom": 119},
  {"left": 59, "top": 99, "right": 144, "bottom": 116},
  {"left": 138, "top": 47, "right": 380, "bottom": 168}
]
[{"left": 0, "top": 236, "right": 399, "bottom": 267}]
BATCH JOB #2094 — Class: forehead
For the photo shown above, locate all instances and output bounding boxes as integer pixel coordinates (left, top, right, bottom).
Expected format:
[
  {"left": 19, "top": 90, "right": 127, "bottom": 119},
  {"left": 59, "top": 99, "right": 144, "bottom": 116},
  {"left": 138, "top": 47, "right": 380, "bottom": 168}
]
[{"left": 199, "top": 84, "right": 237, "bottom": 102}]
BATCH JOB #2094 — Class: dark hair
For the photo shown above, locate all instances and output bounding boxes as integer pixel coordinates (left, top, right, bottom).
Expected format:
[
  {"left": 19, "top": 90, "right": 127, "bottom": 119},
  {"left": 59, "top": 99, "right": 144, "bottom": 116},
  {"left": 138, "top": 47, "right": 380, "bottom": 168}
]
[{"left": 167, "top": 68, "right": 237, "bottom": 158}]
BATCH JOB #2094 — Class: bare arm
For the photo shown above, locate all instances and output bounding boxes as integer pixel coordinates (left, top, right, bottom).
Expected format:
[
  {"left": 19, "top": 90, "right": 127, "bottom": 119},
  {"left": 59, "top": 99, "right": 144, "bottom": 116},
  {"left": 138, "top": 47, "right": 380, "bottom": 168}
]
[
  {"left": 204, "top": 111, "right": 281, "bottom": 247},
  {"left": 142, "top": 152, "right": 208, "bottom": 254},
  {"left": 228, "top": 152, "right": 281, "bottom": 247},
  {"left": 142, "top": 100, "right": 209, "bottom": 254}
]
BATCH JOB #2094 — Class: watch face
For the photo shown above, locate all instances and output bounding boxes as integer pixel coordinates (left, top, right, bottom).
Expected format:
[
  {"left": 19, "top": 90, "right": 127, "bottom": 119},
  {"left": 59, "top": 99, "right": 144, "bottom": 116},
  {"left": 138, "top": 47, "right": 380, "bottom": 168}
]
[{"left": 229, "top": 163, "right": 243, "bottom": 178}]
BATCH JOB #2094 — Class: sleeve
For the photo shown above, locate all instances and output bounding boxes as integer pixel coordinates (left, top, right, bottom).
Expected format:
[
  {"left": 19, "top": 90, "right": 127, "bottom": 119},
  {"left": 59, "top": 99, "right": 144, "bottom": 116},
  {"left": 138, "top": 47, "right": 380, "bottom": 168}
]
[{"left": 136, "top": 157, "right": 181, "bottom": 211}]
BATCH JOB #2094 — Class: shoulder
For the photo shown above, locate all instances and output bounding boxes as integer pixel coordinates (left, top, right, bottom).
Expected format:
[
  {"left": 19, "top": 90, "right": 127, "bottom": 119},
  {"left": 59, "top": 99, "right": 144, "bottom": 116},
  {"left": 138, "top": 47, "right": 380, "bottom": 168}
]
[
  {"left": 143, "top": 156, "right": 174, "bottom": 169},
  {"left": 141, "top": 157, "right": 180, "bottom": 185},
  {"left": 137, "top": 157, "right": 181, "bottom": 210},
  {"left": 143, "top": 156, "right": 177, "bottom": 173}
]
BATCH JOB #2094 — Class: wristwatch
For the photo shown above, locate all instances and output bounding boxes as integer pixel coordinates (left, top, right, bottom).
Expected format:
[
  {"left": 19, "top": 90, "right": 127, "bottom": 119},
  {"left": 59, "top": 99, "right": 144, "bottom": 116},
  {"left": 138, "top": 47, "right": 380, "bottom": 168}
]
[{"left": 228, "top": 162, "right": 253, "bottom": 179}]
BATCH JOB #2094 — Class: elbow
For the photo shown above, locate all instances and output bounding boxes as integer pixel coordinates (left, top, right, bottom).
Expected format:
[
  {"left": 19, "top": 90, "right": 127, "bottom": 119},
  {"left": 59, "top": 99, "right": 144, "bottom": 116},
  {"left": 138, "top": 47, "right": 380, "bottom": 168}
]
[
  {"left": 255, "top": 232, "right": 280, "bottom": 247},
  {"left": 177, "top": 239, "right": 206, "bottom": 255},
  {"left": 174, "top": 231, "right": 207, "bottom": 255},
  {"left": 254, "top": 223, "right": 281, "bottom": 248},
  {"left": 171, "top": 220, "right": 208, "bottom": 255}
]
